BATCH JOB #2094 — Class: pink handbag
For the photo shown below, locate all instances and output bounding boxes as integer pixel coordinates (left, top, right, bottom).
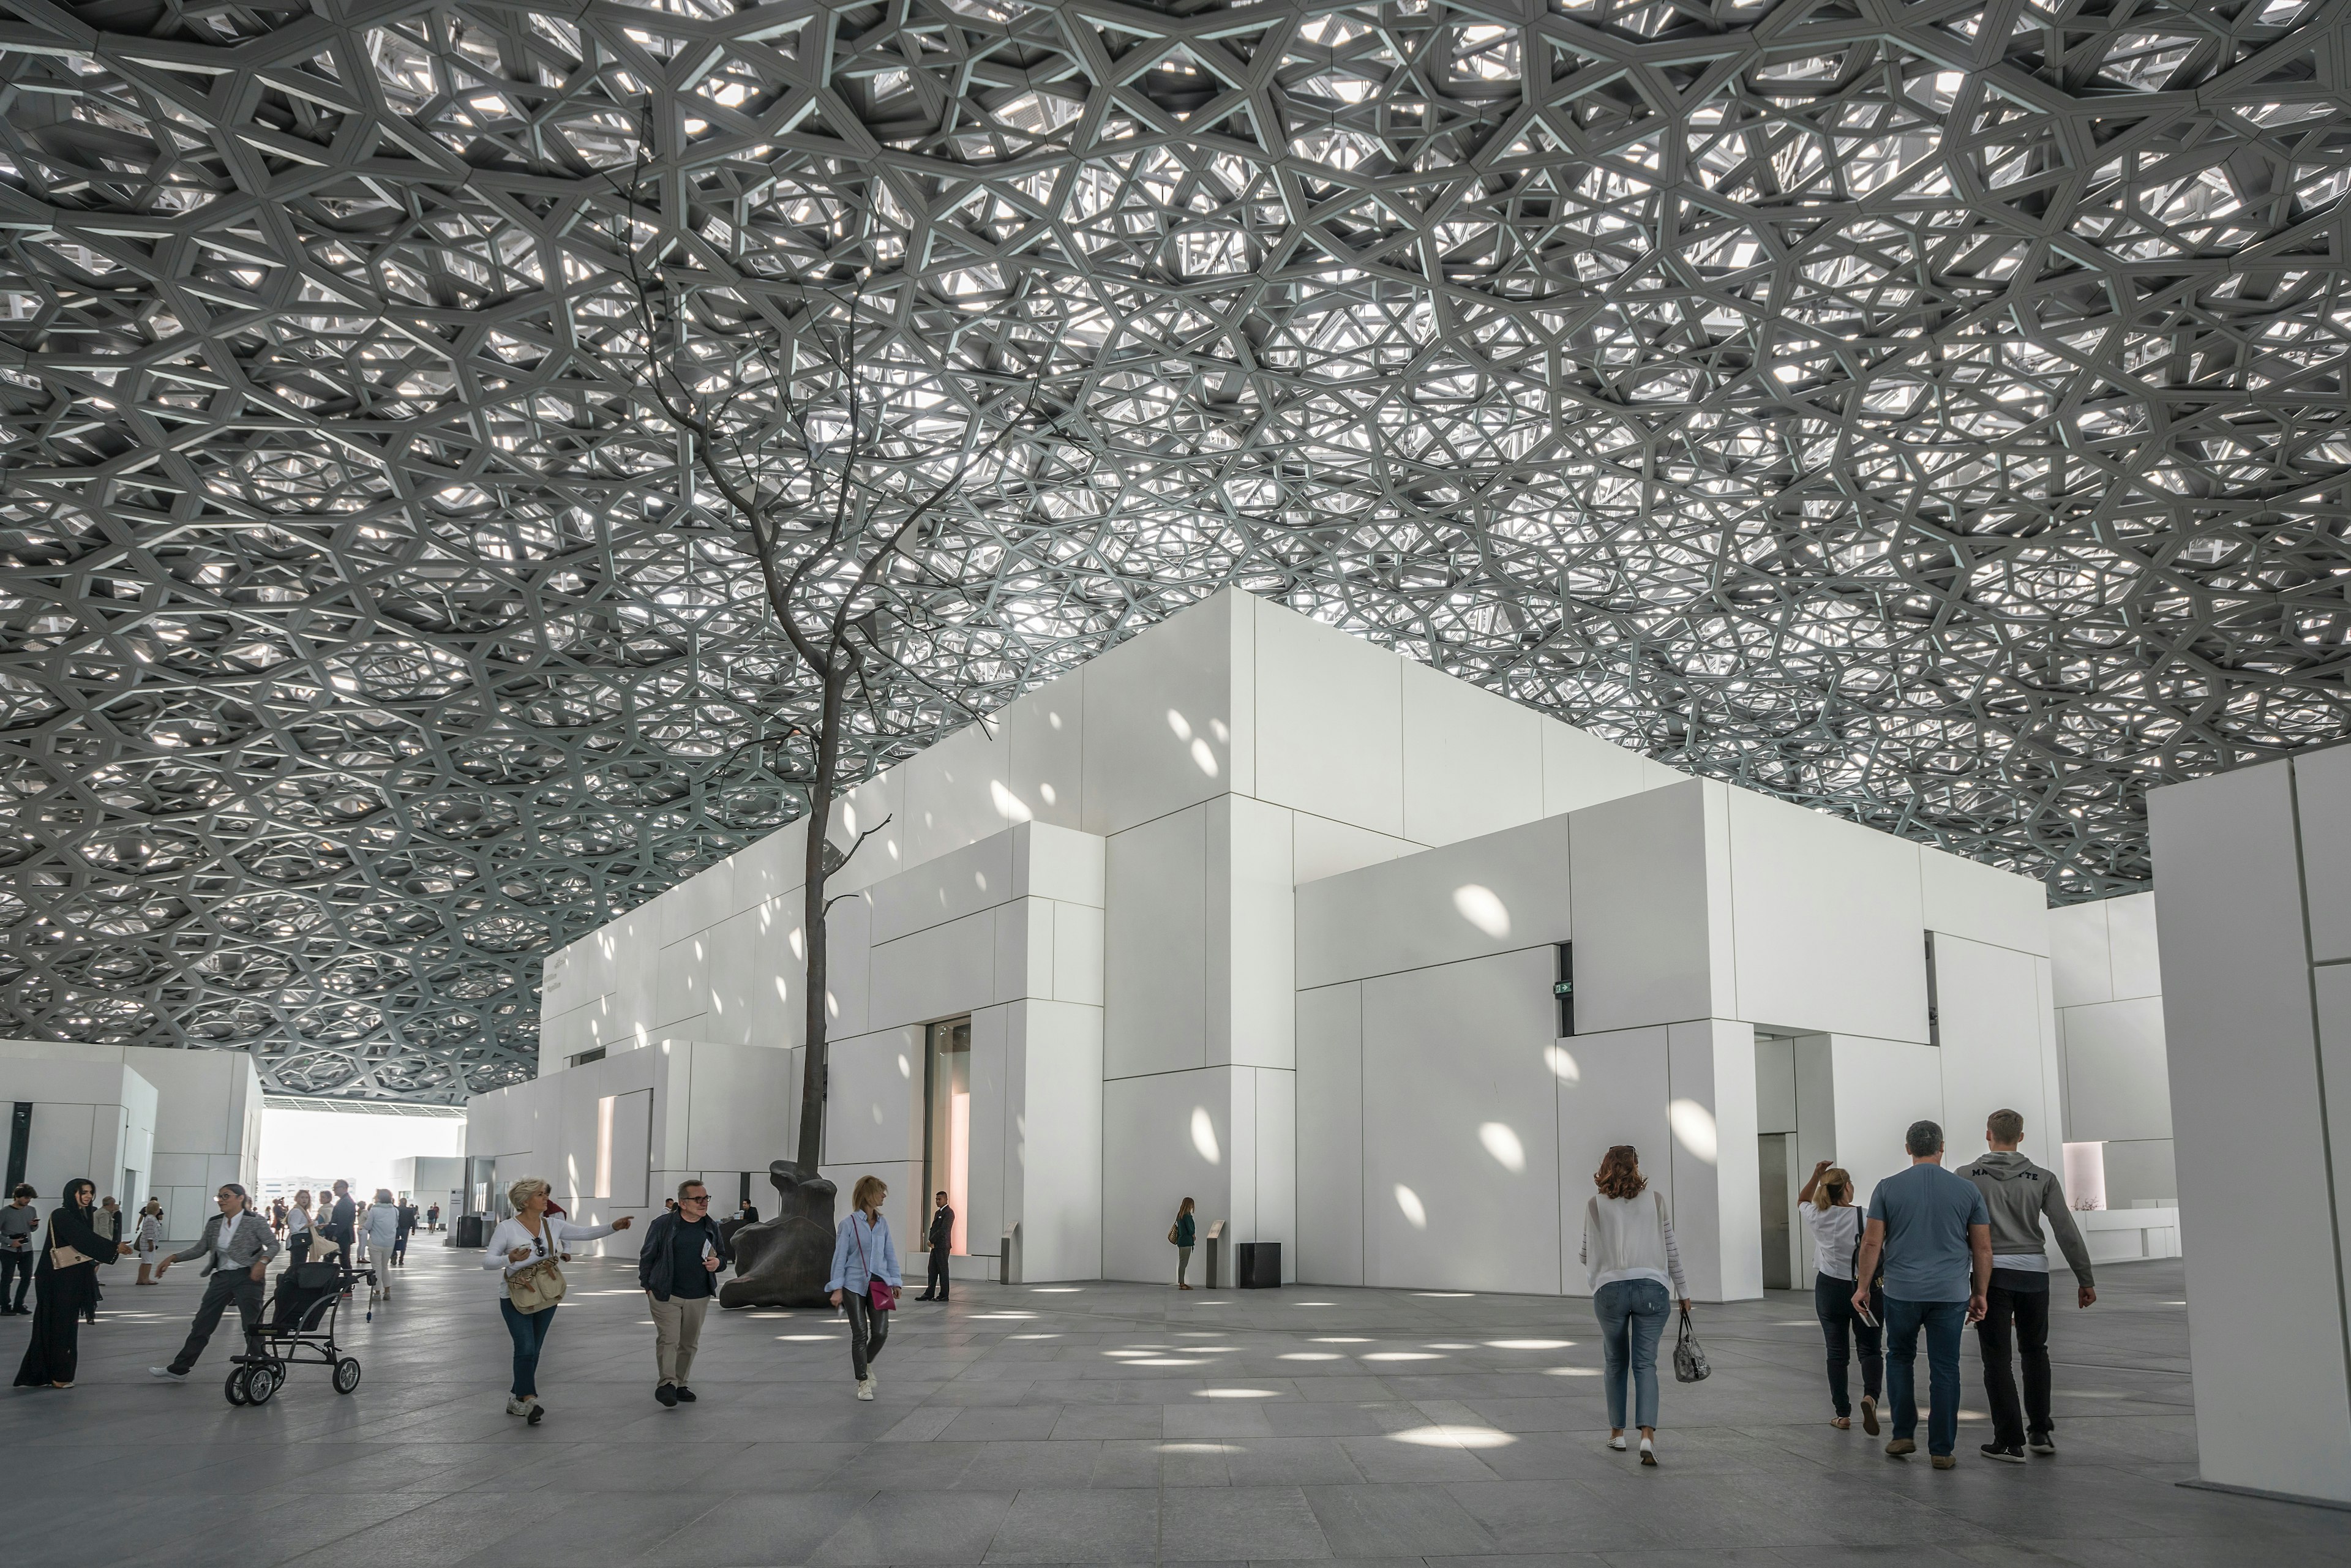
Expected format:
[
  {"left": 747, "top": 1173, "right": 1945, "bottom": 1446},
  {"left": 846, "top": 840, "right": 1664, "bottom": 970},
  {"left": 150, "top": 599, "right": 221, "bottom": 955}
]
[{"left": 851, "top": 1217, "right": 896, "bottom": 1311}]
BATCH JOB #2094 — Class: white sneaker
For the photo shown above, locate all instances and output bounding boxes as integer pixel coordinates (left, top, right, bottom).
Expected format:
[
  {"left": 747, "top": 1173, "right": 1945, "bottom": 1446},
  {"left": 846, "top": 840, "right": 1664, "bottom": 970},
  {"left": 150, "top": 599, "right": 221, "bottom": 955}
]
[
  {"left": 506, "top": 1397, "right": 530, "bottom": 1416},
  {"left": 855, "top": 1378, "right": 875, "bottom": 1402},
  {"left": 149, "top": 1366, "right": 186, "bottom": 1380},
  {"left": 1607, "top": 1433, "right": 1627, "bottom": 1450},
  {"left": 1639, "top": 1437, "right": 1657, "bottom": 1467}
]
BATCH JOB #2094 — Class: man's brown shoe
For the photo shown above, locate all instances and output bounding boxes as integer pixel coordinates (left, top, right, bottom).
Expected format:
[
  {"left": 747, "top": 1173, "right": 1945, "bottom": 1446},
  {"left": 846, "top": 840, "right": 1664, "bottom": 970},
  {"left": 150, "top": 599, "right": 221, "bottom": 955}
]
[
  {"left": 1885, "top": 1438, "right": 1917, "bottom": 1458},
  {"left": 1932, "top": 1455, "right": 1957, "bottom": 1470}
]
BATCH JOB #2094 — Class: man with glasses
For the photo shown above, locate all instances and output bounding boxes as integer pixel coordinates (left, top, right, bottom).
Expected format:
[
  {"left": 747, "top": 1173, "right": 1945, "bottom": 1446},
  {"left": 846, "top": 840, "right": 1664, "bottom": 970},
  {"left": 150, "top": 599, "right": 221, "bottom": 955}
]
[{"left": 638, "top": 1179, "right": 732, "bottom": 1407}]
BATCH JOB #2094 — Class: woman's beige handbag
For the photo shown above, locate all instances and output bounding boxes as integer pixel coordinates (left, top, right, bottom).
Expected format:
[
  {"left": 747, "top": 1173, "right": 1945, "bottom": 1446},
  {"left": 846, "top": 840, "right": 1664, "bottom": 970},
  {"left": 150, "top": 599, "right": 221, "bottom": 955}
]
[{"left": 505, "top": 1227, "right": 567, "bottom": 1313}]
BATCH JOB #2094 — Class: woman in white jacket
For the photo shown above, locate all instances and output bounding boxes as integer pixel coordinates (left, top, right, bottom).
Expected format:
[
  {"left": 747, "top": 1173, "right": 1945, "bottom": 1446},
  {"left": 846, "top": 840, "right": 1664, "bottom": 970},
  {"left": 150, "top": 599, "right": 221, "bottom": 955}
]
[
  {"left": 132, "top": 1199, "right": 165, "bottom": 1285},
  {"left": 482, "top": 1177, "right": 632, "bottom": 1424},
  {"left": 362, "top": 1190, "right": 400, "bottom": 1300},
  {"left": 1580, "top": 1144, "right": 1692, "bottom": 1466}
]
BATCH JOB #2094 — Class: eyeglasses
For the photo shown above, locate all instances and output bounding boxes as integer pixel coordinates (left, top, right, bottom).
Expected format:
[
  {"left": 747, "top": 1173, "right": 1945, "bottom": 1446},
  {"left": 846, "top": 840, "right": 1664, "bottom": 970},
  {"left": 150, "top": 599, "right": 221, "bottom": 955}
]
[{"left": 681, "top": 1195, "right": 709, "bottom": 1205}]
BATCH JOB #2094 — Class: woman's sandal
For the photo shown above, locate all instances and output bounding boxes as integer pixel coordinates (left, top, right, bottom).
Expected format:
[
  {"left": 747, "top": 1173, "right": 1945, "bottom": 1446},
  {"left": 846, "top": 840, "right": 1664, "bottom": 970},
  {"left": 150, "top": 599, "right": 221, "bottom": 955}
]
[{"left": 1832, "top": 1416, "right": 1851, "bottom": 1429}]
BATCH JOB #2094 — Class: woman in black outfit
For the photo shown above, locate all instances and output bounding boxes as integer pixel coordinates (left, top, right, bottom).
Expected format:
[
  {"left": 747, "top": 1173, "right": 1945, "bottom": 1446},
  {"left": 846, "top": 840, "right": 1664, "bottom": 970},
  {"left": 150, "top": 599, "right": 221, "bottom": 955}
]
[{"left": 13, "top": 1179, "right": 131, "bottom": 1389}]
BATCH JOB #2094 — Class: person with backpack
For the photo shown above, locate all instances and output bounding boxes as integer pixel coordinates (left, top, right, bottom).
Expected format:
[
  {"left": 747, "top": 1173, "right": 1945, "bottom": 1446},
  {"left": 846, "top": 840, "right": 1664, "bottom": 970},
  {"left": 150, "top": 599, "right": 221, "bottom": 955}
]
[
  {"left": 1799, "top": 1160, "right": 1882, "bottom": 1433},
  {"left": 827, "top": 1176, "right": 901, "bottom": 1401},
  {"left": 1580, "top": 1145, "right": 1691, "bottom": 1466},
  {"left": 1959, "top": 1109, "right": 2096, "bottom": 1463}
]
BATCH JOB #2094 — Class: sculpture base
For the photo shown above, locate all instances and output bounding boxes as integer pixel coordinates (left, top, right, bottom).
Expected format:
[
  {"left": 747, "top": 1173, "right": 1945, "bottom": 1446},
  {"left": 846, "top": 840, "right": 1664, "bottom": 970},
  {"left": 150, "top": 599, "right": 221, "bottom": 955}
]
[{"left": 719, "top": 1163, "right": 838, "bottom": 1309}]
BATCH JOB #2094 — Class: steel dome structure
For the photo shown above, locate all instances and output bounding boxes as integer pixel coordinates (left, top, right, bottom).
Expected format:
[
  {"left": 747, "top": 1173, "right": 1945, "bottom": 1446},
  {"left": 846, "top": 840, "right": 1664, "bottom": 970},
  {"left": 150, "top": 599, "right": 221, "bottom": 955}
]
[{"left": 1, "top": 0, "right": 2346, "bottom": 1099}]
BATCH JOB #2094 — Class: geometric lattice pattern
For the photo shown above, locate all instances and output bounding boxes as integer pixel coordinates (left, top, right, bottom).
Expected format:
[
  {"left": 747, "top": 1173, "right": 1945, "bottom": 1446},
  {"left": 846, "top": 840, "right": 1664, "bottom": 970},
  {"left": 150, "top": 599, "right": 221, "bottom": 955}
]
[{"left": 3, "top": 0, "right": 2347, "bottom": 1100}]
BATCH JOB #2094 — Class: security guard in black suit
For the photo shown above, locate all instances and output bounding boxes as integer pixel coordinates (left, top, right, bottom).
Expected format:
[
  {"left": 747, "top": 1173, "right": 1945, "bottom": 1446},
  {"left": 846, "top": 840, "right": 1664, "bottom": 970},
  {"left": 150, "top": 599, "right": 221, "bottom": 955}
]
[{"left": 918, "top": 1191, "right": 954, "bottom": 1301}]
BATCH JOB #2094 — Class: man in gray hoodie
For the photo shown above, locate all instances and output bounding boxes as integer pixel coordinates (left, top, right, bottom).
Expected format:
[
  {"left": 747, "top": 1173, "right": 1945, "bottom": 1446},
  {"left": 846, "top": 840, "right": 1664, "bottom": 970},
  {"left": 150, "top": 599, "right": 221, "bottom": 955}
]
[{"left": 1960, "top": 1109, "right": 2096, "bottom": 1463}]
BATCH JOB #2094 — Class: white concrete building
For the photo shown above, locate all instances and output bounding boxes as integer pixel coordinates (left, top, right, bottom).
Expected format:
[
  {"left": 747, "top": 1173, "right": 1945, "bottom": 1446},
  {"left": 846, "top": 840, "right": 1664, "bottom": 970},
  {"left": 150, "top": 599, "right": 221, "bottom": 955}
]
[
  {"left": 484, "top": 591, "right": 2069, "bottom": 1295},
  {"left": 2150, "top": 746, "right": 2351, "bottom": 1509},
  {"left": 0, "top": 1039, "right": 261, "bottom": 1240}
]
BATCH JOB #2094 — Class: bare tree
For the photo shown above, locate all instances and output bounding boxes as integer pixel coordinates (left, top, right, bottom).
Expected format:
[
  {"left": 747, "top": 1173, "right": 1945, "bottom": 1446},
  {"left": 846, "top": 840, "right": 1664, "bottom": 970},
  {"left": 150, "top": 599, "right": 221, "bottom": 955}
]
[{"left": 593, "top": 165, "right": 1063, "bottom": 1191}]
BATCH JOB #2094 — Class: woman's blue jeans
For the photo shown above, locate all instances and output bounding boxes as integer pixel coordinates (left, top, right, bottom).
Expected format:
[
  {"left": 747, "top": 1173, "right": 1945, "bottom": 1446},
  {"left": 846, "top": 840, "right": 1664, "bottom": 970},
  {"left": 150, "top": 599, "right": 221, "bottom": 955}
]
[
  {"left": 1593, "top": 1278, "right": 1671, "bottom": 1430},
  {"left": 500, "top": 1297, "right": 557, "bottom": 1398}
]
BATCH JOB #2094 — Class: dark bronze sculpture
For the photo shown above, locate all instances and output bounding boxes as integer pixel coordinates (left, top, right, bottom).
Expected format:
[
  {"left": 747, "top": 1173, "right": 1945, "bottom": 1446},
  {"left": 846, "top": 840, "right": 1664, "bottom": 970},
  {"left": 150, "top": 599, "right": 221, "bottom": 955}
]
[{"left": 718, "top": 1163, "right": 837, "bottom": 1308}]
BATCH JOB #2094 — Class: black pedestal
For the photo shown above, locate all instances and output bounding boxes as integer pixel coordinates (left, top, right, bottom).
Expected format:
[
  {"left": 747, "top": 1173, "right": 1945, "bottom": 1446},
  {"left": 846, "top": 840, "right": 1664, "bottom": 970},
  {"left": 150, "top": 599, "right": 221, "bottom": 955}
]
[{"left": 1235, "top": 1241, "right": 1281, "bottom": 1289}]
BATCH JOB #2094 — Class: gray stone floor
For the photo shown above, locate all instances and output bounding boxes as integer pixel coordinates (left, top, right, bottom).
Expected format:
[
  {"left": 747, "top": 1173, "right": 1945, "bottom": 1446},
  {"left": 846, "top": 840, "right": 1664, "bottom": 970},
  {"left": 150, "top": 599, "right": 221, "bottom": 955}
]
[{"left": 2, "top": 1244, "right": 2345, "bottom": 1567}]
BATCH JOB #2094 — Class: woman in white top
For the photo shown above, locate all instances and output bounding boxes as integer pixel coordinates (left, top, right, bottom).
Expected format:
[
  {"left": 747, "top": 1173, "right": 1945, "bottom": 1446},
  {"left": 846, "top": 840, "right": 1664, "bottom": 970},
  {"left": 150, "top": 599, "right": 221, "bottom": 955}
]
[
  {"left": 1799, "top": 1160, "right": 1882, "bottom": 1433},
  {"left": 362, "top": 1188, "right": 400, "bottom": 1300},
  {"left": 285, "top": 1191, "right": 313, "bottom": 1269},
  {"left": 132, "top": 1199, "right": 165, "bottom": 1285},
  {"left": 1579, "top": 1144, "right": 1690, "bottom": 1465},
  {"left": 482, "top": 1177, "right": 632, "bottom": 1424}
]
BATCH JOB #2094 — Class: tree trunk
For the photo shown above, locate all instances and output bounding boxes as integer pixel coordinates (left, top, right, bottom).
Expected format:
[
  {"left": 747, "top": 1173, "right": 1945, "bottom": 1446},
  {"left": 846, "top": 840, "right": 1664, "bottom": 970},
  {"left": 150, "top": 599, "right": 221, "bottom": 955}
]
[{"left": 793, "top": 662, "right": 851, "bottom": 1176}]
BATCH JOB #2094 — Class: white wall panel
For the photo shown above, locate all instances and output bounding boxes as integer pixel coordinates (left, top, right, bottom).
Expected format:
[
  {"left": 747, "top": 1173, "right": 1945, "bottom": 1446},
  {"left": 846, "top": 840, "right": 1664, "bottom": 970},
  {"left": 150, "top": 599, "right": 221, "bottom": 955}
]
[
  {"left": 1080, "top": 592, "right": 1240, "bottom": 836},
  {"left": 664, "top": 855, "right": 735, "bottom": 947},
  {"left": 1052, "top": 902, "right": 1104, "bottom": 1006},
  {"left": 1251, "top": 597, "right": 1404, "bottom": 836},
  {"left": 825, "top": 1026, "right": 925, "bottom": 1168},
  {"left": 2104, "top": 891, "right": 2162, "bottom": 1002},
  {"left": 2047, "top": 901, "right": 2113, "bottom": 1009},
  {"left": 1297, "top": 813, "right": 1573, "bottom": 989},
  {"left": 2151, "top": 760, "right": 2351, "bottom": 1504},
  {"left": 654, "top": 934, "right": 707, "bottom": 1030},
  {"left": 1360, "top": 947, "right": 1561, "bottom": 1295},
  {"left": 727, "top": 819, "right": 804, "bottom": 916},
  {"left": 964, "top": 1004, "right": 1010, "bottom": 1257},
  {"left": 1295, "top": 983, "right": 1364, "bottom": 1286},
  {"left": 1540, "top": 720, "right": 1651, "bottom": 817},
  {"left": 1569, "top": 780, "right": 1717, "bottom": 1033},
  {"left": 1254, "top": 1067, "right": 1297, "bottom": 1282},
  {"left": 1727, "top": 788, "right": 1929, "bottom": 1043},
  {"left": 867, "top": 909, "right": 997, "bottom": 1032},
  {"left": 1666, "top": 1019, "right": 1762, "bottom": 1302},
  {"left": 1826, "top": 1035, "right": 1945, "bottom": 1207},
  {"left": 869, "top": 831, "right": 1018, "bottom": 945},
  {"left": 674, "top": 1043, "right": 797, "bottom": 1176},
  {"left": 1000, "top": 681, "right": 1086, "bottom": 832},
  {"left": 1103, "top": 806, "right": 1205, "bottom": 1079},
  {"left": 1401, "top": 661, "right": 1543, "bottom": 846},
  {"left": 1932, "top": 934, "right": 2055, "bottom": 1163},
  {"left": 1100, "top": 1067, "right": 1231, "bottom": 1283},
  {"left": 829, "top": 770, "right": 905, "bottom": 895},
  {"left": 2297, "top": 742, "right": 2351, "bottom": 964},
  {"left": 1018, "top": 822, "right": 1106, "bottom": 907},
  {"left": 899, "top": 719, "right": 1012, "bottom": 869},
  {"left": 2060, "top": 996, "right": 2172, "bottom": 1144},
  {"left": 996, "top": 898, "right": 1053, "bottom": 1004},
  {"left": 1919, "top": 844, "right": 2049, "bottom": 958},
  {"left": 1291, "top": 813, "right": 1419, "bottom": 884},
  {"left": 1554, "top": 1025, "right": 1673, "bottom": 1297},
  {"left": 1214, "top": 795, "right": 1295, "bottom": 1070}
]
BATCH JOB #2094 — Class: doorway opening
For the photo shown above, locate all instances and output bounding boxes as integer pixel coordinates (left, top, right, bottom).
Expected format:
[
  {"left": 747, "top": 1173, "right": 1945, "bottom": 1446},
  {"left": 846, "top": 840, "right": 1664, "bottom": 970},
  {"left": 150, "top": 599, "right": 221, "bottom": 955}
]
[
  {"left": 923, "top": 1017, "right": 971, "bottom": 1253},
  {"left": 1758, "top": 1133, "right": 1793, "bottom": 1290}
]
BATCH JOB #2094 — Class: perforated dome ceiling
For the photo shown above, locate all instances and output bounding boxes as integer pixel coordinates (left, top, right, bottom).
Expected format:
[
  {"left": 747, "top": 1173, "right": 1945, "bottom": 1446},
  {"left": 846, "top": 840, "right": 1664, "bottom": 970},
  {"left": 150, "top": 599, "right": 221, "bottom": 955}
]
[{"left": 1, "top": 0, "right": 2345, "bottom": 1099}]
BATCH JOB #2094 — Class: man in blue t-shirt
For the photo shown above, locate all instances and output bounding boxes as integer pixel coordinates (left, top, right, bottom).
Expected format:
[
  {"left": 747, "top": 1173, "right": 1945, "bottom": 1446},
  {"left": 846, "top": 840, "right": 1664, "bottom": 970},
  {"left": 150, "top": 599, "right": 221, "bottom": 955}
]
[{"left": 1853, "top": 1119, "right": 1991, "bottom": 1466}]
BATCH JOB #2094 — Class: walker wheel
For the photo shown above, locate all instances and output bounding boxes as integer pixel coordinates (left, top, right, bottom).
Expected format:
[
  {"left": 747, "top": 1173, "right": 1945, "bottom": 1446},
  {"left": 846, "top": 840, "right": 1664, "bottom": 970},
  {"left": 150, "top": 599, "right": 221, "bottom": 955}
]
[
  {"left": 224, "top": 1368, "right": 250, "bottom": 1405},
  {"left": 333, "top": 1357, "right": 362, "bottom": 1394},
  {"left": 246, "top": 1364, "right": 281, "bottom": 1405}
]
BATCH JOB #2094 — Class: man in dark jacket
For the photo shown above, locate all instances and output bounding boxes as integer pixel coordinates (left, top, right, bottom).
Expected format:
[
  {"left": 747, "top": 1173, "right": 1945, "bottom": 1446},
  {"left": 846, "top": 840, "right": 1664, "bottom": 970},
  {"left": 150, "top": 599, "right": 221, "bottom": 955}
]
[
  {"left": 639, "top": 1179, "right": 731, "bottom": 1407},
  {"left": 323, "top": 1179, "right": 358, "bottom": 1296},
  {"left": 918, "top": 1191, "right": 954, "bottom": 1302},
  {"left": 392, "top": 1201, "right": 417, "bottom": 1266},
  {"left": 1960, "top": 1109, "right": 2096, "bottom": 1463}
]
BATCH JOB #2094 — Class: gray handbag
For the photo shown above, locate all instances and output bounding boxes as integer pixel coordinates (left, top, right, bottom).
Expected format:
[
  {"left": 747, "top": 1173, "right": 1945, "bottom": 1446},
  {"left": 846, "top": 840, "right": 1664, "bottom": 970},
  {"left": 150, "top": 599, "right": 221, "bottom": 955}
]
[{"left": 1672, "top": 1305, "right": 1711, "bottom": 1383}]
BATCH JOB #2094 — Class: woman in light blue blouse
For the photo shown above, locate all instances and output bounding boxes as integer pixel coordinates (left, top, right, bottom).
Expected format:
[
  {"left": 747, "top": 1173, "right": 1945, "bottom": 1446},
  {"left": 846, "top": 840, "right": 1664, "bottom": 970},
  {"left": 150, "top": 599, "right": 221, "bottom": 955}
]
[{"left": 827, "top": 1175, "right": 901, "bottom": 1401}]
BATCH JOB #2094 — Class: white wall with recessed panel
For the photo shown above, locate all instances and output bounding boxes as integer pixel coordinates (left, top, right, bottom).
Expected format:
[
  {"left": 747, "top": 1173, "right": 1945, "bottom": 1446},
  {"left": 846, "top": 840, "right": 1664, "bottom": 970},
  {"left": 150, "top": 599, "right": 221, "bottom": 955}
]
[
  {"left": 2047, "top": 891, "right": 2175, "bottom": 1205},
  {"left": 2150, "top": 750, "right": 2351, "bottom": 1507}
]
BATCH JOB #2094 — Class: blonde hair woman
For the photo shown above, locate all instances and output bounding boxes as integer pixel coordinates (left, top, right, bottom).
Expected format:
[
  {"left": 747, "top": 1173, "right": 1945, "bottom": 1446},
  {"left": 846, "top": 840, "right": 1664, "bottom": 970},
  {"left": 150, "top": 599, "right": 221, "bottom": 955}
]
[
  {"left": 1579, "top": 1145, "right": 1690, "bottom": 1465},
  {"left": 1800, "top": 1158, "right": 1882, "bottom": 1433},
  {"left": 826, "top": 1175, "right": 901, "bottom": 1401},
  {"left": 479, "top": 1177, "right": 632, "bottom": 1424},
  {"left": 285, "top": 1189, "right": 313, "bottom": 1269},
  {"left": 132, "top": 1199, "right": 165, "bottom": 1285}
]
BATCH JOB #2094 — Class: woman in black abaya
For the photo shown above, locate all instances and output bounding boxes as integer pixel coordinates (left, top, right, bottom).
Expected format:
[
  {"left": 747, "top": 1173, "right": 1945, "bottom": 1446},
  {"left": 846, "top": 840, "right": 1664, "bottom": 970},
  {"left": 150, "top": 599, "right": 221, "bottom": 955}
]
[{"left": 13, "top": 1179, "right": 129, "bottom": 1389}]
